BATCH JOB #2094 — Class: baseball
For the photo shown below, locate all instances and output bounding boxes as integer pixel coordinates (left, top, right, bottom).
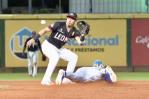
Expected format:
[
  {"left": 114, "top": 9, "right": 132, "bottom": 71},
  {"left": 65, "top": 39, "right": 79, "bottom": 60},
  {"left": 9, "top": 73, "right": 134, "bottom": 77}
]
[{"left": 40, "top": 20, "right": 46, "bottom": 24}]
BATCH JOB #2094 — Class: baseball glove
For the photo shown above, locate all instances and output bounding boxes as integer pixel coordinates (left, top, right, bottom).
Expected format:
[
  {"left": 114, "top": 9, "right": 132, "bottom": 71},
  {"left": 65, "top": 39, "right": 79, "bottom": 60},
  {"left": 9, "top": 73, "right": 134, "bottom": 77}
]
[{"left": 77, "top": 21, "right": 90, "bottom": 35}]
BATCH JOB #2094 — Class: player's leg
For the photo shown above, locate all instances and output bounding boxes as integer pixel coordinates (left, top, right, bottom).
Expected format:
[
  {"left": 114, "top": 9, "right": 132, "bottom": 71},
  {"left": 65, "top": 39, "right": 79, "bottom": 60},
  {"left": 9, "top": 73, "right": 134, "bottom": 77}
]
[
  {"left": 27, "top": 51, "right": 33, "bottom": 76},
  {"left": 56, "top": 67, "right": 87, "bottom": 85},
  {"left": 67, "top": 67, "right": 87, "bottom": 82},
  {"left": 59, "top": 48, "right": 78, "bottom": 72},
  {"left": 32, "top": 51, "right": 38, "bottom": 77},
  {"left": 103, "top": 66, "right": 117, "bottom": 83},
  {"left": 41, "top": 40, "right": 60, "bottom": 85},
  {"left": 62, "top": 78, "right": 74, "bottom": 84},
  {"left": 55, "top": 69, "right": 66, "bottom": 85},
  {"left": 56, "top": 69, "right": 75, "bottom": 85}
]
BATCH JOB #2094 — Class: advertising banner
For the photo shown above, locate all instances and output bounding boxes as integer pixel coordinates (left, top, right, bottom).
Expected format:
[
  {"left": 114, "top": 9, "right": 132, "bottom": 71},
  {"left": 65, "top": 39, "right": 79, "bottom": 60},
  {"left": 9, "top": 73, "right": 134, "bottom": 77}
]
[
  {"left": 65, "top": 19, "right": 127, "bottom": 66},
  {"left": 131, "top": 19, "right": 149, "bottom": 66},
  {"left": 5, "top": 20, "right": 51, "bottom": 67},
  {"left": 5, "top": 19, "right": 126, "bottom": 67}
]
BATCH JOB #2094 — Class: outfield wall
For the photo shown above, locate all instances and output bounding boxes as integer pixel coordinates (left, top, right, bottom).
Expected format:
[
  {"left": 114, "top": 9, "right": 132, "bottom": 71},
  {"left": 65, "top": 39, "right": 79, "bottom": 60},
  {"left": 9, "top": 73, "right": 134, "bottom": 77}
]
[
  {"left": 131, "top": 19, "right": 149, "bottom": 66},
  {"left": 0, "top": 14, "right": 149, "bottom": 68},
  {"left": 0, "top": 20, "right": 5, "bottom": 69}
]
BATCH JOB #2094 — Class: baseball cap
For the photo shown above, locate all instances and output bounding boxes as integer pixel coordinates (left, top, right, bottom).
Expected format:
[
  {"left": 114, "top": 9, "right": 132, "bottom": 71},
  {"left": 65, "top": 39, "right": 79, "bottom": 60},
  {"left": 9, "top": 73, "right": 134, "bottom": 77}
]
[{"left": 67, "top": 12, "right": 77, "bottom": 20}]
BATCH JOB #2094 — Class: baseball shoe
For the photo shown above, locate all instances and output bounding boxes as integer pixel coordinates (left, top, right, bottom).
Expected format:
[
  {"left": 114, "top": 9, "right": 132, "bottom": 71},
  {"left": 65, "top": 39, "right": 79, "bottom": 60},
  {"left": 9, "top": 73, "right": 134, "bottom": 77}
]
[
  {"left": 55, "top": 69, "right": 65, "bottom": 85},
  {"left": 28, "top": 74, "right": 32, "bottom": 77},
  {"left": 32, "top": 73, "right": 37, "bottom": 77},
  {"left": 104, "top": 66, "right": 117, "bottom": 83},
  {"left": 41, "top": 81, "right": 55, "bottom": 86}
]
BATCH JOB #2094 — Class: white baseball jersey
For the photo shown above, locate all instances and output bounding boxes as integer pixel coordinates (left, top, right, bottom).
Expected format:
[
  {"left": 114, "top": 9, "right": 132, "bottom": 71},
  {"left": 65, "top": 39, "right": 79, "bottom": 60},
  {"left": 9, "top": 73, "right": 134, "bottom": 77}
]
[{"left": 66, "top": 67, "right": 106, "bottom": 82}]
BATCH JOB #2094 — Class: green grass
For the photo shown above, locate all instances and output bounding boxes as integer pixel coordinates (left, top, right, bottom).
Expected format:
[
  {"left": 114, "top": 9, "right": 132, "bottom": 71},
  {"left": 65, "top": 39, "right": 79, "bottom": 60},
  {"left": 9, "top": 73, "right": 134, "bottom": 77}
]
[
  {"left": 117, "top": 72, "right": 149, "bottom": 81},
  {"left": 0, "top": 72, "right": 149, "bottom": 81},
  {"left": 0, "top": 73, "right": 57, "bottom": 81}
]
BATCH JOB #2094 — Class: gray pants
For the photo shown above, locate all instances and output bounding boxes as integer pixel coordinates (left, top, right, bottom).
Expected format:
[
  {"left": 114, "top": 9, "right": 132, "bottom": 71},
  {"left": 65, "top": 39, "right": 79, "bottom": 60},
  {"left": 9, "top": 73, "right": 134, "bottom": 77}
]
[{"left": 27, "top": 51, "right": 38, "bottom": 77}]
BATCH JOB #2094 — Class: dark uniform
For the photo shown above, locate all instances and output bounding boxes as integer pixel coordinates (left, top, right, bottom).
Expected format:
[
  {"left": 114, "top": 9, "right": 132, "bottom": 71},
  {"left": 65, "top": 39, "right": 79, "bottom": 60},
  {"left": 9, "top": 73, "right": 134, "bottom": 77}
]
[
  {"left": 23, "top": 37, "right": 42, "bottom": 77},
  {"left": 47, "top": 22, "right": 80, "bottom": 49},
  {"left": 24, "top": 37, "right": 41, "bottom": 52},
  {"left": 41, "top": 12, "right": 81, "bottom": 85}
]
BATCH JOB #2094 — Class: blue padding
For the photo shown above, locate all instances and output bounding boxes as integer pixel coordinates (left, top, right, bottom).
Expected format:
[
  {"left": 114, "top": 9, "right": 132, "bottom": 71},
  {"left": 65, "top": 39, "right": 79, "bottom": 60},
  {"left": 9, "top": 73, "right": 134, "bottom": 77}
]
[{"left": 103, "top": 73, "right": 112, "bottom": 82}]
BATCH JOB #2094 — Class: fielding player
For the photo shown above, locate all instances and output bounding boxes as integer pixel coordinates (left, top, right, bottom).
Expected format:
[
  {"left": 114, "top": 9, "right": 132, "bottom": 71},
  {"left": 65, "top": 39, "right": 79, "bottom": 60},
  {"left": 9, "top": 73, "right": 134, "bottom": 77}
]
[{"left": 26, "top": 12, "right": 90, "bottom": 85}]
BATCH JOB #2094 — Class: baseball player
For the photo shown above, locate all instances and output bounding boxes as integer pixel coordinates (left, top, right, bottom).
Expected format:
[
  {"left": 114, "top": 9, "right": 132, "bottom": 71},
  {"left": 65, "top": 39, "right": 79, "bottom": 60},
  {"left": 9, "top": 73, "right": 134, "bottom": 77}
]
[
  {"left": 26, "top": 12, "right": 90, "bottom": 85},
  {"left": 23, "top": 31, "right": 46, "bottom": 77},
  {"left": 56, "top": 60, "right": 117, "bottom": 85}
]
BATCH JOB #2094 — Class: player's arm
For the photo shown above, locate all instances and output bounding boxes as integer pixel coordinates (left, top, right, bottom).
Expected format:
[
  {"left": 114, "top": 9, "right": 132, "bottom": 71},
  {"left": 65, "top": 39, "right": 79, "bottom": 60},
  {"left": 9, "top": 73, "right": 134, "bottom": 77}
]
[
  {"left": 74, "top": 31, "right": 86, "bottom": 45},
  {"left": 26, "top": 25, "right": 53, "bottom": 48},
  {"left": 37, "top": 40, "right": 46, "bottom": 61},
  {"left": 38, "top": 23, "right": 55, "bottom": 37},
  {"left": 37, "top": 40, "right": 42, "bottom": 54},
  {"left": 38, "top": 26, "right": 52, "bottom": 36},
  {"left": 75, "top": 36, "right": 85, "bottom": 45},
  {"left": 37, "top": 40, "right": 45, "bottom": 56},
  {"left": 23, "top": 38, "right": 29, "bottom": 53}
]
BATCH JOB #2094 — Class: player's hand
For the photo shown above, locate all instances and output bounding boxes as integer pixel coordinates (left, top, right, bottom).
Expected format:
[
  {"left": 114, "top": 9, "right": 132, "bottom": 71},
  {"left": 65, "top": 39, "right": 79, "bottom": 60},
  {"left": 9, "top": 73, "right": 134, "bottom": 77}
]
[{"left": 26, "top": 39, "right": 35, "bottom": 48}]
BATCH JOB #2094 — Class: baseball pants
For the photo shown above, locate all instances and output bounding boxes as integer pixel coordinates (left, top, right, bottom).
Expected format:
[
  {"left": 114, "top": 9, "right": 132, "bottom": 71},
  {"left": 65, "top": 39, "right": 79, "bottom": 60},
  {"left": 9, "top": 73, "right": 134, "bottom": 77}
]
[
  {"left": 27, "top": 51, "right": 38, "bottom": 77},
  {"left": 41, "top": 40, "right": 78, "bottom": 85}
]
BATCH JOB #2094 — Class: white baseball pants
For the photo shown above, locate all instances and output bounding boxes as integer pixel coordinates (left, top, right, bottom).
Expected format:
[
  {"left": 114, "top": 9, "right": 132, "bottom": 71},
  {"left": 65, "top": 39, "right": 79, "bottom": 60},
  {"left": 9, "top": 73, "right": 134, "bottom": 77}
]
[
  {"left": 27, "top": 51, "right": 38, "bottom": 77},
  {"left": 41, "top": 40, "right": 78, "bottom": 85}
]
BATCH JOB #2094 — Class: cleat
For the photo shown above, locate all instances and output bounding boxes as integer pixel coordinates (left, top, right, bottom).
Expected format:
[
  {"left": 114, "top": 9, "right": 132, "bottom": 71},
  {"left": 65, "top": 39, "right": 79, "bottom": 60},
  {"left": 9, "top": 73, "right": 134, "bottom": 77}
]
[
  {"left": 104, "top": 66, "right": 117, "bottom": 83},
  {"left": 55, "top": 69, "right": 65, "bottom": 85},
  {"left": 41, "top": 82, "right": 50, "bottom": 86},
  {"left": 41, "top": 81, "right": 55, "bottom": 86}
]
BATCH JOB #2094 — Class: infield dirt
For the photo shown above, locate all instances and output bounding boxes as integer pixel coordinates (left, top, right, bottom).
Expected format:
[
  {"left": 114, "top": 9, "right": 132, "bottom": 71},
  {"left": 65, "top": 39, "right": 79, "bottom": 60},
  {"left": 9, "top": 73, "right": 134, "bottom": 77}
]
[{"left": 0, "top": 81, "right": 148, "bottom": 99}]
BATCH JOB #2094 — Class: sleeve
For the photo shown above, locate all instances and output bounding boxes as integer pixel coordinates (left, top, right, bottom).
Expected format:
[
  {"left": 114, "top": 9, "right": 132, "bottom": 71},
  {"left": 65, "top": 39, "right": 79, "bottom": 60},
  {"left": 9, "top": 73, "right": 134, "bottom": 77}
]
[
  {"left": 23, "top": 38, "right": 30, "bottom": 52},
  {"left": 37, "top": 40, "right": 44, "bottom": 54},
  {"left": 37, "top": 40, "right": 41, "bottom": 50}
]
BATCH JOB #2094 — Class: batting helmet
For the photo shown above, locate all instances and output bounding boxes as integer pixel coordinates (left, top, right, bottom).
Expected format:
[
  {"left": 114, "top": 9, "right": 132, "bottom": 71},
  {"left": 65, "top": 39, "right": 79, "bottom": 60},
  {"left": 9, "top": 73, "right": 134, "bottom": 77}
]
[
  {"left": 93, "top": 60, "right": 102, "bottom": 66},
  {"left": 92, "top": 60, "right": 105, "bottom": 70},
  {"left": 67, "top": 12, "right": 77, "bottom": 20}
]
